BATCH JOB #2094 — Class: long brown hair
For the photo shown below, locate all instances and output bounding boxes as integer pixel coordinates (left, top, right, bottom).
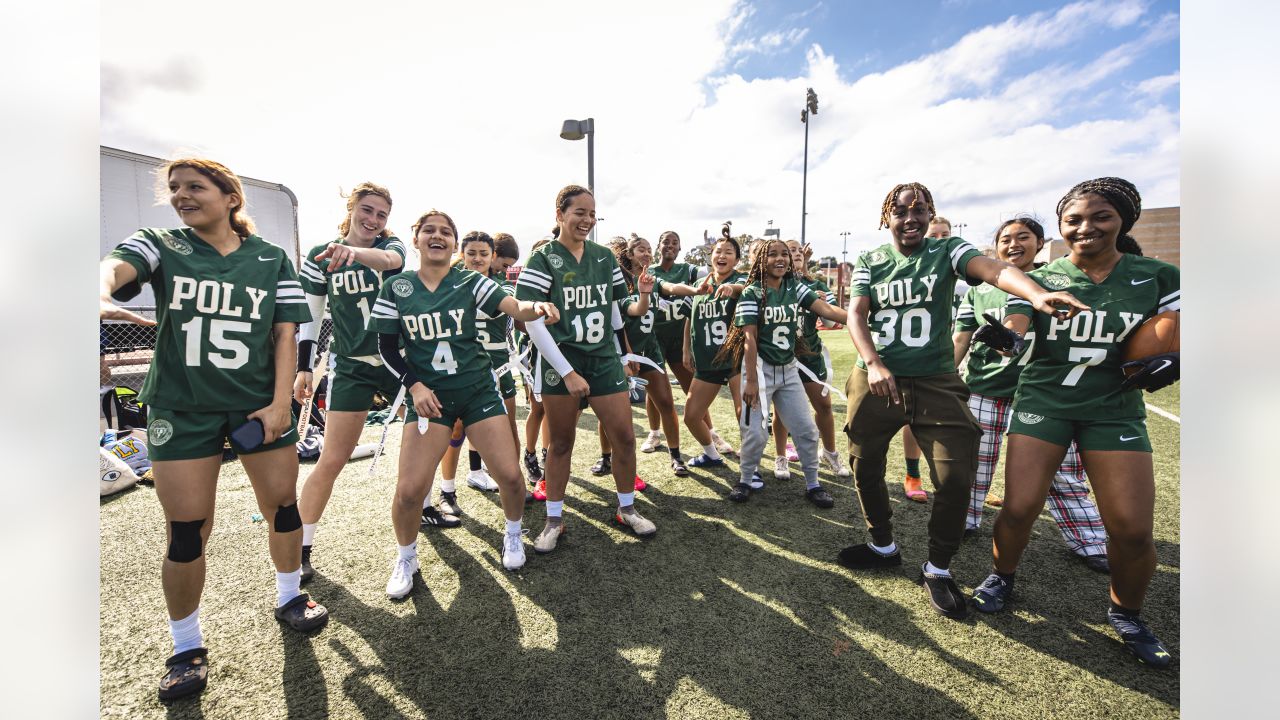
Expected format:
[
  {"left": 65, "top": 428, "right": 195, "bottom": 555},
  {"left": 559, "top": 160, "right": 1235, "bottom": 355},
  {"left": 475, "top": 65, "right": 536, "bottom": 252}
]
[
  {"left": 158, "top": 157, "right": 256, "bottom": 237},
  {"left": 338, "top": 182, "right": 393, "bottom": 239}
]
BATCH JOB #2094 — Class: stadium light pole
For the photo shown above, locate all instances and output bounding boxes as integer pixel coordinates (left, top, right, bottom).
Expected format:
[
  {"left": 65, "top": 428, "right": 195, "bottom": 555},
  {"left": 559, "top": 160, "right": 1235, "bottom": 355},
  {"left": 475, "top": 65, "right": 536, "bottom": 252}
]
[
  {"left": 560, "top": 117, "right": 596, "bottom": 242},
  {"left": 800, "top": 88, "right": 819, "bottom": 245},
  {"left": 954, "top": 222, "right": 967, "bottom": 238}
]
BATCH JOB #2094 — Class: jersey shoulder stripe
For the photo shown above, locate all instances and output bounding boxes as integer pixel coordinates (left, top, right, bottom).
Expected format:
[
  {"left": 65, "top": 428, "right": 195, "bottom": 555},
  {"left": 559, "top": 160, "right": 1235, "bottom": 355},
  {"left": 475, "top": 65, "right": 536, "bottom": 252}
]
[{"left": 120, "top": 234, "right": 162, "bottom": 271}]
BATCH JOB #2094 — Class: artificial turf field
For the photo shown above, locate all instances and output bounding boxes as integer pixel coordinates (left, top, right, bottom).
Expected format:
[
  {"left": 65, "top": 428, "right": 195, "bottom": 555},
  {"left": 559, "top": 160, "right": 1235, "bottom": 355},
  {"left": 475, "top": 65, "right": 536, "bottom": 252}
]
[{"left": 100, "top": 331, "right": 1181, "bottom": 719}]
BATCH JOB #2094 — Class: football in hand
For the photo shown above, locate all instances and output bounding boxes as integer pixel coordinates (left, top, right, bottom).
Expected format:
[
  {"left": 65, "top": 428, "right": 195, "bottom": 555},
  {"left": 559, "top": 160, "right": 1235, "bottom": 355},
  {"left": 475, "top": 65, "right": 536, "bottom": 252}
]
[{"left": 1121, "top": 311, "right": 1179, "bottom": 376}]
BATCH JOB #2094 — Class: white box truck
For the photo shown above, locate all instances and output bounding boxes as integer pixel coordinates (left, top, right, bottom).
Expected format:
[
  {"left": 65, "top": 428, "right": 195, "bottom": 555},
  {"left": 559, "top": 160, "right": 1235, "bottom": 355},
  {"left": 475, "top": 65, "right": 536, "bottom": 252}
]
[
  {"left": 100, "top": 147, "right": 307, "bottom": 391},
  {"left": 100, "top": 145, "right": 302, "bottom": 307}
]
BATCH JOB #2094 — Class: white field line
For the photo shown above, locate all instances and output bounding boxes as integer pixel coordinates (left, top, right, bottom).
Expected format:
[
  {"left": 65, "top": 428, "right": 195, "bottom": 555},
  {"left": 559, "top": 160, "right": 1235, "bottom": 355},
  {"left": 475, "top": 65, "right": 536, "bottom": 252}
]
[{"left": 1145, "top": 403, "right": 1180, "bottom": 424}]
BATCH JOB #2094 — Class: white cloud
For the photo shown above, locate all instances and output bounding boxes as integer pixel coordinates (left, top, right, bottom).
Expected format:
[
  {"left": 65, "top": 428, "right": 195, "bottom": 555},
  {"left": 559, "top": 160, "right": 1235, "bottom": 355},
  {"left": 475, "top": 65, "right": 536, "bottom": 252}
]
[
  {"left": 100, "top": 0, "right": 1178, "bottom": 265},
  {"left": 1133, "top": 71, "right": 1180, "bottom": 98}
]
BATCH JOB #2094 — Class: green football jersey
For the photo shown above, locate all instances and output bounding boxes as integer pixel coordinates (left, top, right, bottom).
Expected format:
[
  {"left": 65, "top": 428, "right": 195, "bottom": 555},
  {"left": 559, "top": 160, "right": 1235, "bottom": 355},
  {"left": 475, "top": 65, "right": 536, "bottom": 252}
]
[
  {"left": 1007, "top": 253, "right": 1180, "bottom": 420},
  {"left": 798, "top": 275, "right": 835, "bottom": 343},
  {"left": 851, "top": 236, "right": 982, "bottom": 376},
  {"left": 689, "top": 271, "right": 747, "bottom": 372},
  {"left": 515, "top": 240, "right": 628, "bottom": 359},
  {"left": 734, "top": 276, "right": 819, "bottom": 367},
  {"left": 298, "top": 236, "right": 406, "bottom": 358},
  {"left": 620, "top": 280, "right": 665, "bottom": 358},
  {"left": 109, "top": 228, "right": 312, "bottom": 411},
  {"left": 367, "top": 265, "right": 507, "bottom": 392},
  {"left": 955, "top": 285, "right": 1036, "bottom": 398},
  {"left": 476, "top": 273, "right": 515, "bottom": 365},
  {"left": 649, "top": 261, "right": 700, "bottom": 326}
]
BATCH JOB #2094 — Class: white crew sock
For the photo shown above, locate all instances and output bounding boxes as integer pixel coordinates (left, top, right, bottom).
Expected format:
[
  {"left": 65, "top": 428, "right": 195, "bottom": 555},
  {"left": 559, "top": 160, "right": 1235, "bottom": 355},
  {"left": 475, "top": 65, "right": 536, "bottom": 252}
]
[
  {"left": 701, "top": 443, "right": 722, "bottom": 460},
  {"left": 617, "top": 491, "right": 635, "bottom": 507},
  {"left": 168, "top": 608, "right": 203, "bottom": 655},
  {"left": 276, "top": 568, "right": 302, "bottom": 607},
  {"left": 505, "top": 518, "right": 522, "bottom": 535},
  {"left": 546, "top": 500, "right": 564, "bottom": 518},
  {"left": 870, "top": 541, "right": 898, "bottom": 556},
  {"left": 398, "top": 542, "right": 417, "bottom": 561},
  {"left": 301, "top": 523, "right": 316, "bottom": 547},
  {"left": 440, "top": 478, "right": 456, "bottom": 493},
  {"left": 924, "top": 560, "right": 951, "bottom": 577}
]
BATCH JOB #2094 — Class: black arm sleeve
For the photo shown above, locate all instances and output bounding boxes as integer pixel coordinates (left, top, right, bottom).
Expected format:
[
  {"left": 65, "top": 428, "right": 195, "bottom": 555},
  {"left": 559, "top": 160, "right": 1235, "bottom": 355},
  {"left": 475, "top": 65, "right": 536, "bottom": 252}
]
[
  {"left": 297, "top": 339, "right": 316, "bottom": 371},
  {"left": 378, "top": 333, "right": 421, "bottom": 390}
]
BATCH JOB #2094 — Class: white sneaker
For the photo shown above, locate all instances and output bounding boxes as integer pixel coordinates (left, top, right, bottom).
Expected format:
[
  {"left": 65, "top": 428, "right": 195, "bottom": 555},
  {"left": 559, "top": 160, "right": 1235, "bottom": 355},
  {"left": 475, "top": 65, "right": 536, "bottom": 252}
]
[
  {"left": 823, "top": 449, "right": 852, "bottom": 477},
  {"left": 534, "top": 521, "right": 565, "bottom": 554},
  {"left": 386, "top": 554, "right": 419, "bottom": 599},
  {"left": 711, "top": 430, "right": 735, "bottom": 456},
  {"left": 774, "top": 456, "right": 791, "bottom": 480},
  {"left": 467, "top": 468, "right": 499, "bottom": 492},
  {"left": 640, "top": 430, "right": 664, "bottom": 453},
  {"left": 502, "top": 531, "right": 527, "bottom": 570},
  {"left": 615, "top": 508, "right": 657, "bottom": 537}
]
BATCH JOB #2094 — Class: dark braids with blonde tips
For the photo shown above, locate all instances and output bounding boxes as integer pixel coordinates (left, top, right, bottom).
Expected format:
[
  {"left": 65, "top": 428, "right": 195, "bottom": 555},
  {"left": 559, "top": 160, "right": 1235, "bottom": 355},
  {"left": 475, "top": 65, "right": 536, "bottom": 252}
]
[
  {"left": 1055, "top": 177, "right": 1144, "bottom": 256},
  {"left": 878, "top": 182, "right": 937, "bottom": 230},
  {"left": 712, "top": 238, "right": 811, "bottom": 367}
]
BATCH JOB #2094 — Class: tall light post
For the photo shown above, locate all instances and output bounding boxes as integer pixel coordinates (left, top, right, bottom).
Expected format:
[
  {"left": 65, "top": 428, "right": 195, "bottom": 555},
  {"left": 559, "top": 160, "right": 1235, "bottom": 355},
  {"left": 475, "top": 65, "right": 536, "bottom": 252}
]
[
  {"left": 560, "top": 117, "right": 595, "bottom": 242},
  {"left": 800, "top": 87, "right": 819, "bottom": 245},
  {"left": 954, "top": 222, "right": 967, "bottom": 239}
]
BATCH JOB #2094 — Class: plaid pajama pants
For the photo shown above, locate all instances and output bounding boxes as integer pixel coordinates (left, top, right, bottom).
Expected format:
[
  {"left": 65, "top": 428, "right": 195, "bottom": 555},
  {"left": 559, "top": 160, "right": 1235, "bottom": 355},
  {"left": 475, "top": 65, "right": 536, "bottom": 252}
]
[{"left": 967, "top": 393, "right": 1107, "bottom": 557}]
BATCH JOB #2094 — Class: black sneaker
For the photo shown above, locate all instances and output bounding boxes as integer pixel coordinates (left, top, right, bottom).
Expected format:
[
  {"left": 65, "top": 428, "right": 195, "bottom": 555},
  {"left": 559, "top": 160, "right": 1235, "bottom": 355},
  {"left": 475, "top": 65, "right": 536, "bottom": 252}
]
[
  {"left": 1108, "top": 609, "right": 1172, "bottom": 667},
  {"left": 971, "top": 572, "right": 1013, "bottom": 613},
  {"left": 590, "top": 456, "right": 611, "bottom": 476},
  {"left": 421, "top": 506, "right": 461, "bottom": 529},
  {"left": 1083, "top": 554, "right": 1111, "bottom": 574},
  {"left": 300, "top": 545, "right": 315, "bottom": 584},
  {"left": 836, "top": 543, "right": 902, "bottom": 570},
  {"left": 920, "top": 563, "right": 969, "bottom": 620},
  {"left": 671, "top": 457, "right": 690, "bottom": 477},
  {"left": 806, "top": 485, "right": 835, "bottom": 509},
  {"left": 523, "top": 450, "right": 543, "bottom": 482},
  {"left": 963, "top": 528, "right": 978, "bottom": 539},
  {"left": 727, "top": 482, "right": 752, "bottom": 503}
]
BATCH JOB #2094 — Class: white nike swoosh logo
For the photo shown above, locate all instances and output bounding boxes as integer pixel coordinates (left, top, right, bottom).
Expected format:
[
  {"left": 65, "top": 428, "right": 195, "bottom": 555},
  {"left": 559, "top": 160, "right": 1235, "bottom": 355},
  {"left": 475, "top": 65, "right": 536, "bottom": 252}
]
[
  {"left": 616, "top": 379, "right": 626, "bottom": 385},
  {"left": 1130, "top": 278, "right": 1153, "bottom": 285},
  {"left": 597, "top": 257, "right": 607, "bottom": 262},
  {"left": 258, "top": 256, "right": 274, "bottom": 261},
  {"left": 927, "top": 245, "right": 942, "bottom": 253},
  {"left": 1119, "top": 435, "right": 1140, "bottom": 442},
  {"left": 453, "top": 281, "right": 468, "bottom": 289},
  {"left": 482, "top": 404, "right": 496, "bottom": 412},
  {"left": 1151, "top": 359, "right": 1172, "bottom": 373}
]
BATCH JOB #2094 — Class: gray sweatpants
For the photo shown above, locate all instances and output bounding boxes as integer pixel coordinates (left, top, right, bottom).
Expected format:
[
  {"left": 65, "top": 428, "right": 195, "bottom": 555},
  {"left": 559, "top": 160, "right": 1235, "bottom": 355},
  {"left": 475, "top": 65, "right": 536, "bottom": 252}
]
[{"left": 739, "top": 361, "right": 820, "bottom": 487}]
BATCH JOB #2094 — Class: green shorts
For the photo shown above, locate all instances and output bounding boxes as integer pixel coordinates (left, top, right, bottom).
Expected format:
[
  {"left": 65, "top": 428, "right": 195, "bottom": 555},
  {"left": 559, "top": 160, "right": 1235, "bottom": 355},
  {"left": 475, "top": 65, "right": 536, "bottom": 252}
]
[
  {"left": 328, "top": 356, "right": 403, "bottom": 412},
  {"left": 693, "top": 366, "right": 739, "bottom": 386},
  {"left": 796, "top": 341, "right": 830, "bottom": 383},
  {"left": 146, "top": 406, "right": 298, "bottom": 461},
  {"left": 405, "top": 371, "right": 507, "bottom": 428},
  {"left": 486, "top": 350, "right": 517, "bottom": 399},
  {"left": 533, "top": 345, "right": 627, "bottom": 397},
  {"left": 654, "top": 322, "right": 686, "bottom": 370},
  {"left": 1007, "top": 408, "right": 1152, "bottom": 452}
]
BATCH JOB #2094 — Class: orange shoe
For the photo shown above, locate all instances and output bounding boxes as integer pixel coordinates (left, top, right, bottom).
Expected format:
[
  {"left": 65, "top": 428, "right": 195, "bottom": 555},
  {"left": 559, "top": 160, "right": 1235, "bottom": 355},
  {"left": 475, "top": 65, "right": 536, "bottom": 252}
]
[
  {"left": 633, "top": 475, "right": 648, "bottom": 492},
  {"left": 532, "top": 478, "right": 548, "bottom": 501},
  {"left": 984, "top": 495, "right": 1003, "bottom": 507},
  {"left": 903, "top": 475, "right": 927, "bottom": 503}
]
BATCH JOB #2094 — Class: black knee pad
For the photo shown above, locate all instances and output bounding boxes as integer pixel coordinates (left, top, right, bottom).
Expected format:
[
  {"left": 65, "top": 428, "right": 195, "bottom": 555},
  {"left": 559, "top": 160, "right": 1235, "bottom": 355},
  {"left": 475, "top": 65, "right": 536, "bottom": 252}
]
[
  {"left": 274, "top": 502, "right": 302, "bottom": 533},
  {"left": 167, "top": 519, "right": 206, "bottom": 563}
]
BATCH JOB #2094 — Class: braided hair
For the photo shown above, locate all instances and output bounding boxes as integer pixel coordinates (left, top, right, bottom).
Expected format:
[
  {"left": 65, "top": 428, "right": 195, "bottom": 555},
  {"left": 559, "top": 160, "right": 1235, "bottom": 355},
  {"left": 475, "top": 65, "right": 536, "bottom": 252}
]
[
  {"left": 878, "top": 182, "right": 936, "bottom": 230},
  {"left": 714, "top": 238, "right": 807, "bottom": 367},
  {"left": 1056, "top": 177, "right": 1144, "bottom": 256}
]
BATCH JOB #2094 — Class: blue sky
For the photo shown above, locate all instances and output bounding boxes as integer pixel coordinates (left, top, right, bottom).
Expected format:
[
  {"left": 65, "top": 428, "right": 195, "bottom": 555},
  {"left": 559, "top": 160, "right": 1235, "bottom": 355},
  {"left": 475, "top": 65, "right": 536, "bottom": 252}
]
[{"left": 101, "top": 0, "right": 1180, "bottom": 262}]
